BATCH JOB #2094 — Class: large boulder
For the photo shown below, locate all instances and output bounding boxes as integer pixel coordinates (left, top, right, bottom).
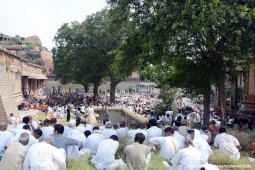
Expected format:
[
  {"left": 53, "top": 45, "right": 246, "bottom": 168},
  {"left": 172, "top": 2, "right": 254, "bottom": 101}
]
[{"left": 24, "top": 35, "right": 42, "bottom": 47}]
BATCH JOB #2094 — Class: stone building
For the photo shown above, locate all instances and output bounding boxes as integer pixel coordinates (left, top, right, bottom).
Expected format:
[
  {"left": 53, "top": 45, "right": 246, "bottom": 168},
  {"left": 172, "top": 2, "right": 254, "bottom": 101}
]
[{"left": 0, "top": 46, "right": 47, "bottom": 122}]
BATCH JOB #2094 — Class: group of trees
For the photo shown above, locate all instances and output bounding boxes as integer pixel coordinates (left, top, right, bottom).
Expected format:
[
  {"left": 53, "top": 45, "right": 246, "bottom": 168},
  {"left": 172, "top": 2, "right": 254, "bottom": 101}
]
[{"left": 53, "top": 0, "right": 255, "bottom": 124}]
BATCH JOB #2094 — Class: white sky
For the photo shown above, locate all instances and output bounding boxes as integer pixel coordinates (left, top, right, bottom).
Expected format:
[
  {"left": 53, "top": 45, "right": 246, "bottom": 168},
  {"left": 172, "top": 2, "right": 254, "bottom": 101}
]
[{"left": 0, "top": 0, "right": 107, "bottom": 50}]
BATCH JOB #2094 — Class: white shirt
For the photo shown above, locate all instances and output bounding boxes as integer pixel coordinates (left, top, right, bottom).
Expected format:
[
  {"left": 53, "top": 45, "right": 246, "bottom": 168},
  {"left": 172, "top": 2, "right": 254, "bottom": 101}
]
[
  {"left": 0, "top": 131, "right": 14, "bottom": 154},
  {"left": 102, "top": 129, "right": 117, "bottom": 139},
  {"left": 23, "top": 142, "right": 66, "bottom": 170},
  {"left": 116, "top": 127, "right": 128, "bottom": 138},
  {"left": 91, "top": 139, "right": 119, "bottom": 169},
  {"left": 173, "top": 131, "right": 185, "bottom": 149},
  {"left": 149, "top": 136, "right": 179, "bottom": 160},
  {"left": 171, "top": 146, "right": 202, "bottom": 170},
  {"left": 75, "top": 124, "right": 93, "bottom": 133},
  {"left": 41, "top": 126, "right": 54, "bottom": 139},
  {"left": 146, "top": 126, "right": 162, "bottom": 139},
  {"left": 127, "top": 129, "right": 148, "bottom": 144},
  {"left": 83, "top": 133, "right": 105, "bottom": 154},
  {"left": 16, "top": 123, "right": 26, "bottom": 129},
  {"left": 214, "top": 133, "right": 240, "bottom": 160}
]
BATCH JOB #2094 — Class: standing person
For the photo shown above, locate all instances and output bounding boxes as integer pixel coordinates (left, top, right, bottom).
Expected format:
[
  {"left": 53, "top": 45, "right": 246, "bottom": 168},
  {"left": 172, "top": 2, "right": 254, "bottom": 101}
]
[
  {"left": 91, "top": 135, "right": 126, "bottom": 170},
  {"left": 214, "top": 127, "right": 242, "bottom": 160},
  {"left": 123, "top": 133, "right": 152, "bottom": 170},
  {"left": 23, "top": 136, "right": 66, "bottom": 170},
  {"left": 75, "top": 106, "right": 81, "bottom": 127},
  {"left": 0, "top": 132, "right": 29, "bottom": 169},
  {"left": 66, "top": 104, "right": 73, "bottom": 122},
  {"left": 149, "top": 127, "right": 179, "bottom": 161}
]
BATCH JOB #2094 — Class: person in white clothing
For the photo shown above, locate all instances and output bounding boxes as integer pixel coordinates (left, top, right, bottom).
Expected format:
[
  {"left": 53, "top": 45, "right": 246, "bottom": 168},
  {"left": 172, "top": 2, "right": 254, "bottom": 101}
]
[
  {"left": 83, "top": 127, "right": 105, "bottom": 154},
  {"left": 149, "top": 127, "right": 179, "bottom": 160},
  {"left": 13, "top": 128, "right": 42, "bottom": 150},
  {"left": 173, "top": 126, "right": 185, "bottom": 149},
  {"left": 116, "top": 122, "right": 128, "bottom": 138},
  {"left": 214, "top": 127, "right": 242, "bottom": 160},
  {"left": 23, "top": 136, "right": 66, "bottom": 170},
  {"left": 40, "top": 118, "right": 57, "bottom": 140},
  {"left": 75, "top": 119, "right": 93, "bottom": 133},
  {"left": 164, "top": 139, "right": 203, "bottom": 170},
  {"left": 187, "top": 129, "right": 212, "bottom": 164},
  {"left": 146, "top": 119, "right": 162, "bottom": 139},
  {"left": 0, "top": 132, "right": 29, "bottom": 170},
  {"left": 127, "top": 123, "right": 147, "bottom": 145},
  {"left": 102, "top": 121, "right": 117, "bottom": 139},
  {"left": 91, "top": 135, "right": 126, "bottom": 170},
  {"left": 63, "top": 120, "right": 75, "bottom": 137},
  {"left": 0, "top": 122, "right": 14, "bottom": 160}
]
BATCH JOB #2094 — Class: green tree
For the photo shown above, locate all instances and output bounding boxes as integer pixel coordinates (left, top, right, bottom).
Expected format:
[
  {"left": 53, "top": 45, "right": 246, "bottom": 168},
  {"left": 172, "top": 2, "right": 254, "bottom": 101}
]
[{"left": 108, "top": 0, "right": 255, "bottom": 125}]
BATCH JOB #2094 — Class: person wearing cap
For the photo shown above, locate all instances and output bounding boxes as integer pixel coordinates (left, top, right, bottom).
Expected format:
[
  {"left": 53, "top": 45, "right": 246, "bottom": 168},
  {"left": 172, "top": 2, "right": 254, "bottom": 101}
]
[
  {"left": 102, "top": 121, "right": 117, "bottom": 139},
  {"left": 0, "top": 132, "right": 29, "bottom": 169},
  {"left": 75, "top": 119, "right": 93, "bottom": 133},
  {"left": 63, "top": 120, "right": 75, "bottom": 137}
]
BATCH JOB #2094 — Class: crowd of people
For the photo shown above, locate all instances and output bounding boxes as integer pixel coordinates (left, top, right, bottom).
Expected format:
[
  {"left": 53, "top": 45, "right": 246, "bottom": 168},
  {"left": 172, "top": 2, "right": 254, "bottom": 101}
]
[{"left": 0, "top": 92, "right": 254, "bottom": 170}]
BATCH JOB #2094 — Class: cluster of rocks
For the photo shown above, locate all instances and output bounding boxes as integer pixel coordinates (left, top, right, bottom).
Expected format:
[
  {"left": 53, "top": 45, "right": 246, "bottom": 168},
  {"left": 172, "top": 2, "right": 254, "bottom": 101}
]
[{"left": 0, "top": 35, "right": 53, "bottom": 76}]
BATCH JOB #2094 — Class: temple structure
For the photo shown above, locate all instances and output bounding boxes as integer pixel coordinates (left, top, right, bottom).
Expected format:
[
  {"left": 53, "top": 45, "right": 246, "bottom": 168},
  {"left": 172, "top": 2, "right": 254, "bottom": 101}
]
[{"left": 0, "top": 46, "right": 47, "bottom": 121}]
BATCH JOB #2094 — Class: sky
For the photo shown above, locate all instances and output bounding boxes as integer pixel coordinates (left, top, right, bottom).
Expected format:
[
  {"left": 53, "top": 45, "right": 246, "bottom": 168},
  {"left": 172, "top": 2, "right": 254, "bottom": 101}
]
[{"left": 0, "top": 0, "right": 107, "bottom": 50}]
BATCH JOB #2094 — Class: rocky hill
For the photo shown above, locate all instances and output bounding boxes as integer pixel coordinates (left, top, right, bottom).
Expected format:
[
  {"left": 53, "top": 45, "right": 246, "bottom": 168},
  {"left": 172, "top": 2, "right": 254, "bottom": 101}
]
[{"left": 0, "top": 34, "right": 53, "bottom": 76}]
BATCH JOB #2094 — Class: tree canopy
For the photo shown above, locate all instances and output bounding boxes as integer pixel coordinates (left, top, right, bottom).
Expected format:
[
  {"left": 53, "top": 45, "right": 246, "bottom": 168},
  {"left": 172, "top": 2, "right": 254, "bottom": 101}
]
[{"left": 108, "top": 0, "right": 255, "bottom": 124}]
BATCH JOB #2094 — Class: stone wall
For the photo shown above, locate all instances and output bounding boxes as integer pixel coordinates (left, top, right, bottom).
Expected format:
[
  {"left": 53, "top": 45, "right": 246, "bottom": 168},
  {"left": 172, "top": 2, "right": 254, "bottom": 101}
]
[
  {"left": 0, "top": 46, "right": 47, "bottom": 122},
  {"left": 93, "top": 106, "right": 147, "bottom": 126}
]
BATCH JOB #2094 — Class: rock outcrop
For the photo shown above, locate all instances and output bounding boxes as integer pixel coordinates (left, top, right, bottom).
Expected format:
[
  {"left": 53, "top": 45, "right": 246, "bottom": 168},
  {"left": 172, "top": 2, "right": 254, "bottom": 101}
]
[{"left": 24, "top": 35, "right": 42, "bottom": 47}]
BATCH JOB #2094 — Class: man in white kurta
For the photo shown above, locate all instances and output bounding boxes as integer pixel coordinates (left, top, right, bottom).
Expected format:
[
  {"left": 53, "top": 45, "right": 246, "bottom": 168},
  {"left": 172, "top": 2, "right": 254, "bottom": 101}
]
[
  {"left": 173, "top": 127, "right": 185, "bottom": 149},
  {"left": 102, "top": 121, "right": 117, "bottom": 139},
  {"left": 0, "top": 132, "right": 29, "bottom": 170},
  {"left": 91, "top": 135, "right": 126, "bottom": 170},
  {"left": 83, "top": 129, "right": 105, "bottom": 154},
  {"left": 187, "top": 129, "right": 212, "bottom": 164},
  {"left": 214, "top": 127, "right": 242, "bottom": 160},
  {"left": 23, "top": 136, "right": 66, "bottom": 170},
  {"left": 0, "top": 122, "right": 14, "bottom": 159},
  {"left": 146, "top": 119, "right": 162, "bottom": 139},
  {"left": 149, "top": 127, "right": 179, "bottom": 160},
  {"left": 165, "top": 139, "right": 203, "bottom": 170},
  {"left": 75, "top": 119, "right": 93, "bottom": 133}
]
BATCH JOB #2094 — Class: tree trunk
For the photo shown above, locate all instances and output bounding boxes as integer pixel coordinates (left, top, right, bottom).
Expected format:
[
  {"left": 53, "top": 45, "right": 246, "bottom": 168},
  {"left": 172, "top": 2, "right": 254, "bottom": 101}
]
[
  {"left": 230, "top": 75, "right": 237, "bottom": 108},
  {"left": 84, "top": 84, "right": 89, "bottom": 93},
  {"left": 218, "top": 82, "right": 226, "bottom": 123},
  {"left": 93, "top": 84, "right": 99, "bottom": 98},
  {"left": 203, "top": 89, "right": 211, "bottom": 125},
  {"left": 110, "top": 82, "right": 118, "bottom": 104}
]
